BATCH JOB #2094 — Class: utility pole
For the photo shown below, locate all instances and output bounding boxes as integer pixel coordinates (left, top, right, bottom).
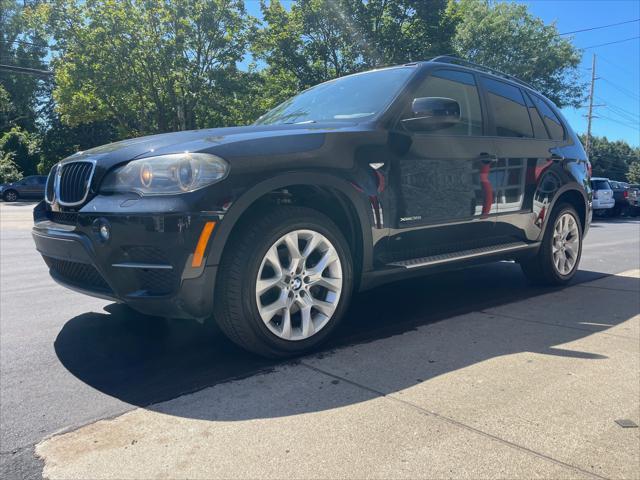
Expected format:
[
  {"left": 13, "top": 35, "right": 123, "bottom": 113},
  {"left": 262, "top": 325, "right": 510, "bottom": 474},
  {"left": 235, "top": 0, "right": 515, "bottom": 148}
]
[{"left": 585, "top": 53, "right": 597, "bottom": 158}]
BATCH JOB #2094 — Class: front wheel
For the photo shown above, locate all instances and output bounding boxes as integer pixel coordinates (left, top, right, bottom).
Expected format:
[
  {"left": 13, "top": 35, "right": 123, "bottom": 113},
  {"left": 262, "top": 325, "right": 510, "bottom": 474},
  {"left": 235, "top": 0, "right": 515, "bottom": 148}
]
[
  {"left": 214, "top": 206, "right": 353, "bottom": 358},
  {"left": 520, "top": 203, "right": 583, "bottom": 286}
]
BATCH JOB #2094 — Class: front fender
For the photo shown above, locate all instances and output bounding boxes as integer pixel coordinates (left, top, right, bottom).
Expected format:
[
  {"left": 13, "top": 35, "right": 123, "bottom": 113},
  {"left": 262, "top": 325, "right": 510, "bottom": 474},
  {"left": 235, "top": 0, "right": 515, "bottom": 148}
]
[{"left": 205, "top": 172, "right": 375, "bottom": 273}]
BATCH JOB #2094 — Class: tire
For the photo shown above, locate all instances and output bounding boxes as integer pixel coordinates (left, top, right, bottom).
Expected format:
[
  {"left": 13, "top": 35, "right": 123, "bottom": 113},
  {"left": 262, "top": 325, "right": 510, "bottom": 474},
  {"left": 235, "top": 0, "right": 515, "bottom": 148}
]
[
  {"left": 214, "top": 206, "right": 353, "bottom": 358},
  {"left": 520, "top": 203, "right": 582, "bottom": 286},
  {"left": 2, "top": 190, "right": 18, "bottom": 202}
]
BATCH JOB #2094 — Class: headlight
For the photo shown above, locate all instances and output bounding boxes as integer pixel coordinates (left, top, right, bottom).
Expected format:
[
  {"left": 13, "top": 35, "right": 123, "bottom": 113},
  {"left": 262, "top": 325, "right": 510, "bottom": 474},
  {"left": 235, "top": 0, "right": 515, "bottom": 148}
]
[{"left": 100, "top": 153, "right": 229, "bottom": 195}]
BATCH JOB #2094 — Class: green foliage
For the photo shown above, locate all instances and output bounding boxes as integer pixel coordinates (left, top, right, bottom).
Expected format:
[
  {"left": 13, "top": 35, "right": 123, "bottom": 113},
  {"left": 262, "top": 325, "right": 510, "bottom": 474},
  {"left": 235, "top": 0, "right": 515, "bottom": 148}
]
[
  {"left": 0, "top": 151, "right": 23, "bottom": 183},
  {"left": 253, "top": 0, "right": 453, "bottom": 111},
  {"left": 626, "top": 162, "right": 640, "bottom": 184},
  {"left": 0, "top": 126, "right": 42, "bottom": 176},
  {"left": 36, "top": 0, "right": 256, "bottom": 136},
  {"left": 2, "top": 0, "right": 633, "bottom": 178},
  {"left": 579, "top": 134, "right": 640, "bottom": 181},
  {"left": 38, "top": 118, "right": 119, "bottom": 174},
  {"left": 0, "top": 0, "right": 50, "bottom": 132},
  {"left": 448, "top": 0, "right": 584, "bottom": 107}
]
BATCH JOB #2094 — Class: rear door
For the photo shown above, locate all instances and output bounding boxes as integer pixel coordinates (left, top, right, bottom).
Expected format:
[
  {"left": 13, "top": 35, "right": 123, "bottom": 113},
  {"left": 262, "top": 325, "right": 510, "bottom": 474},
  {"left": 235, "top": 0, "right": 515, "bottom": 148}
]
[{"left": 479, "top": 77, "right": 559, "bottom": 242}]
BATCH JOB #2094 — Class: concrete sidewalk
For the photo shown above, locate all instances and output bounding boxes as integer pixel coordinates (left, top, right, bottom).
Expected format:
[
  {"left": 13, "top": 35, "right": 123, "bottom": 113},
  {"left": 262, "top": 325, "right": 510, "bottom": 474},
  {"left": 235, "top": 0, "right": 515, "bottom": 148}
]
[{"left": 36, "top": 270, "right": 640, "bottom": 479}]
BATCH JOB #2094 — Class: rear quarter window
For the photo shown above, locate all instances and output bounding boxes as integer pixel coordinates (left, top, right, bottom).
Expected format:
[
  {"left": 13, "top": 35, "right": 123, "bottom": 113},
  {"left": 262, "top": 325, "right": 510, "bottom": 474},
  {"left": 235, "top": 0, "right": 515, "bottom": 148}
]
[{"left": 530, "top": 95, "right": 565, "bottom": 140}]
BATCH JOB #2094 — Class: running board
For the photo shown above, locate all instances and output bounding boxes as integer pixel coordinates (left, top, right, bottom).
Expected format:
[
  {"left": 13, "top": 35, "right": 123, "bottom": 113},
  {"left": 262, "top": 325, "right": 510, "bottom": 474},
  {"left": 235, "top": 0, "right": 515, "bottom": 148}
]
[{"left": 387, "top": 241, "right": 538, "bottom": 269}]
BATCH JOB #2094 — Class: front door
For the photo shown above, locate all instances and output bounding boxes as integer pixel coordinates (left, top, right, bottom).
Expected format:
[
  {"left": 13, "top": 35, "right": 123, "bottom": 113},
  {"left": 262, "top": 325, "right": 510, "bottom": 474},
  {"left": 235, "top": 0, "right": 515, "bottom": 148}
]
[{"left": 386, "top": 69, "right": 501, "bottom": 262}]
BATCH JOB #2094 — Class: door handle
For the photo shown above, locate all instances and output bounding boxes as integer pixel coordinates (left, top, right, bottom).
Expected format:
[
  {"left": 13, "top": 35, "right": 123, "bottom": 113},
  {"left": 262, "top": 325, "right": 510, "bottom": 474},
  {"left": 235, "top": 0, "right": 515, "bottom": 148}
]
[
  {"left": 550, "top": 153, "right": 565, "bottom": 162},
  {"left": 478, "top": 152, "right": 498, "bottom": 163}
]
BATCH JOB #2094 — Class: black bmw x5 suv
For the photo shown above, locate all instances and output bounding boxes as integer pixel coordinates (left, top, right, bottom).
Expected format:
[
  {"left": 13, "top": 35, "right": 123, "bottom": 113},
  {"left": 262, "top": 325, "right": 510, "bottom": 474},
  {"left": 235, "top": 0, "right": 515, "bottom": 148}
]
[{"left": 33, "top": 56, "right": 591, "bottom": 357}]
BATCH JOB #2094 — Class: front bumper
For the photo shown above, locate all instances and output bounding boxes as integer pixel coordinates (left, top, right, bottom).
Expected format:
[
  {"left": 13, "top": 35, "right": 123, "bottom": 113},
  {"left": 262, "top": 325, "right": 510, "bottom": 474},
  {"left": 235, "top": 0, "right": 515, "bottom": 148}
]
[{"left": 32, "top": 200, "right": 220, "bottom": 320}]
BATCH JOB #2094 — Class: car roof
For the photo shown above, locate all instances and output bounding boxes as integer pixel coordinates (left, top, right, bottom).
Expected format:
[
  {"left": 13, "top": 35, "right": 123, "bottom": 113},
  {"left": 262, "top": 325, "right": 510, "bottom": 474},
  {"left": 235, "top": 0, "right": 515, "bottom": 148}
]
[{"left": 591, "top": 177, "right": 610, "bottom": 181}]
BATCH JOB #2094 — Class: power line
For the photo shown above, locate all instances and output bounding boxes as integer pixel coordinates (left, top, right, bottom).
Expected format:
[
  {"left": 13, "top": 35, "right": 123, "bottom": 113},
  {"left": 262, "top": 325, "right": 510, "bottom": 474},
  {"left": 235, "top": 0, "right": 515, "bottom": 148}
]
[
  {"left": 598, "top": 115, "right": 640, "bottom": 131},
  {"left": 582, "top": 36, "right": 640, "bottom": 50},
  {"left": 600, "top": 78, "right": 640, "bottom": 101},
  {"left": 0, "top": 64, "right": 53, "bottom": 76},
  {"left": 560, "top": 18, "right": 640, "bottom": 35},
  {"left": 598, "top": 55, "right": 639, "bottom": 78},
  {"left": 596, "top": 96, "right": 640, "bottom": 121},
  {"left": 604, "top": 108, "right": 639, "bottom": 124},
  {"left": 4, "top": 39, "right": 50, "bottom": 49},
  {"left": 606, "top": 105, "right": 639, "bottom": 123}
]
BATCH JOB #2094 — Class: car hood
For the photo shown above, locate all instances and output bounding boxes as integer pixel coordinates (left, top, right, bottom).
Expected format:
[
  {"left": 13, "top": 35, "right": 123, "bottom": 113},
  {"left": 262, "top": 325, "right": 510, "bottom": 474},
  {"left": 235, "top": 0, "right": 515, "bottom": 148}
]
[{"left": 60, "top": 122, "right": 360, "bottom": 172}]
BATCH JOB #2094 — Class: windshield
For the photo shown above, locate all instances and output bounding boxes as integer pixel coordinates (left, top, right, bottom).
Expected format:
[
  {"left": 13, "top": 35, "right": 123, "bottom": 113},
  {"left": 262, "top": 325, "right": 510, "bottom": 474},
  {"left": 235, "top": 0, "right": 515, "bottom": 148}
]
[{"left": 255, "top": 67, "right": 415, "bottom": 125}]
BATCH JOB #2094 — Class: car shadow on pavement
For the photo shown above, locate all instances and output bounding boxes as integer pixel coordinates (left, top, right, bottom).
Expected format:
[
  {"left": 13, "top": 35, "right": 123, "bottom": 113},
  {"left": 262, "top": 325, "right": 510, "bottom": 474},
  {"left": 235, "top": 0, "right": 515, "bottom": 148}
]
[{"left": 53, "top": 262, "right": 637, "bottom": 420}]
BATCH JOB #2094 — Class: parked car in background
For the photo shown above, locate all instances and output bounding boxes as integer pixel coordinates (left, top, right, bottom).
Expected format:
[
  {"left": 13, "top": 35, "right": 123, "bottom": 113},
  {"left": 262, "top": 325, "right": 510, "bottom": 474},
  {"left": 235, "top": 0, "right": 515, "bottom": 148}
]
[
  {"left": 609, "top": 180, "right": 630, "bottom": 217},
  {"left": 591, "top": 177, "right": 615, "bottom": 215},
  {"left": 0, "top": 176, "right": 47, "bottom": 202},
  {"left": 627, "top": 184, "right": 640, "bottom": 216}
]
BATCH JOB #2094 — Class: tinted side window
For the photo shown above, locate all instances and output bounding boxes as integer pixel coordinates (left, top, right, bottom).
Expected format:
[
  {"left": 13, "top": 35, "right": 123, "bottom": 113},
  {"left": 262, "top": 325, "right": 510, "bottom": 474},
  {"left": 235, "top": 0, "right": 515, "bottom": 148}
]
[
  {"left": 25, "top": 177, "right": 39, "bottom": 185},
  {"left": 408, "top": 69, "right": 483, "bottom": 136},
  {"left": 482, "top": 77, "right": 533, "bottom": 138},
  {"left": 530, "top": 95, "right": 564, "bottom": 140},
  {"left": 524, "top": 92, "right": 549, "bottom": 139},
  {"left": 37, "top": 177, "right": 47, "bottom": 185}
]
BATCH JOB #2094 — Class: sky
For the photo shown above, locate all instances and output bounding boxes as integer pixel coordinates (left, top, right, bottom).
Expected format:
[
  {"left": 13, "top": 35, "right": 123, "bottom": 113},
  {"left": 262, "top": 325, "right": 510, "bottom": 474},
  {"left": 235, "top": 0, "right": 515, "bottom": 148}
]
[{"left": 244, "top": 0, "right": 640, "bottom": 146}]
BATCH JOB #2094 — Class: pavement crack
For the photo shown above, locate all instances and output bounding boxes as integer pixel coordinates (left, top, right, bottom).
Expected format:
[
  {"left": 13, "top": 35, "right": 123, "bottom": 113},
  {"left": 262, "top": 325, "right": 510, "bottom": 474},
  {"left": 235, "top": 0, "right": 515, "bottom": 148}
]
[
  {"left": 300, "top": 361, "right": 609, "bottom": 480},
  {"left": 479, "top": 310, "right": 638, "bottom": 340},
  {"left": 575, "top": 284, "right": 640, "bottom": 293}
]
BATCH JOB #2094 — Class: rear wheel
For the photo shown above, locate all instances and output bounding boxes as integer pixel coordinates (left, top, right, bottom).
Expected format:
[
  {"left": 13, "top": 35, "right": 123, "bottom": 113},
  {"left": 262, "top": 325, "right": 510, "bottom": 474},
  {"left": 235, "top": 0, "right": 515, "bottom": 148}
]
[
  {"left": 214, "top": 206, "right": 353, "bottom": 358},
  {"left": 2, "top": 190, "right": 18, "bottom": 202},
  {"left": 520, "top": 203, "right": 582, "bottom": 286}
]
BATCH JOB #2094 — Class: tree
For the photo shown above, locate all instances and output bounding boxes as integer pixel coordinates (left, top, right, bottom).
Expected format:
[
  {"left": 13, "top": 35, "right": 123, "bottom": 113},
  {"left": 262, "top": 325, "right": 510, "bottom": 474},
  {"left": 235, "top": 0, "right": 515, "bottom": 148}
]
[
  {"left": 0, "top": 151, "right": 23, "bottom": 183},
  {"left": 579, "top": 134, "right": 640, "bottom": 181},
  {"left": 35, "top": 0, "right": 255, "bottom": 137},
  {"left": 0, "top": 0, "right": 50, "bottom": 133},
  {"left": 0, "top": 126, "right": 42, "bottom": 176},
  {"left": 627, "top": 162, "right": 640, "bottom": 184},
  {"left": 38, "top": 117, "right": 118, "bottom": 173},
  {"left": 448, "top": 0, "right": 584, "bottom": 107},
  {"left": 253, "top": 0, "right": 454, "bottom": 110}
]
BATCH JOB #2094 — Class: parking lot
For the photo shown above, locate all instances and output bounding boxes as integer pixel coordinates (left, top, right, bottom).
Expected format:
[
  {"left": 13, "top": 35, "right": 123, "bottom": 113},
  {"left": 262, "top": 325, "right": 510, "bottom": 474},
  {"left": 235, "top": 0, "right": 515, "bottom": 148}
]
[{"left": 1, "top": 201, "right": 639, "bottom": 479}]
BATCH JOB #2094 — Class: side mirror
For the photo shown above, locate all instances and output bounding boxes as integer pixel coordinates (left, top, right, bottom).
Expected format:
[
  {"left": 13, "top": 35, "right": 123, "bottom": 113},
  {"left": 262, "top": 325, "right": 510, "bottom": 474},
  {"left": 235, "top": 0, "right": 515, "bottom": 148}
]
[{"left": 401, "top": 97, "right": 461, "bottom": 132}]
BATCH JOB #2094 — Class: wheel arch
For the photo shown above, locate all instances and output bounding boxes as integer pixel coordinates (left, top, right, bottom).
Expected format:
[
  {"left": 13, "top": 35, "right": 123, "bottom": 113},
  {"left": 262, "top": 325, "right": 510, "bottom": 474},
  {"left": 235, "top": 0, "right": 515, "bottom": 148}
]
[
  {"left": 207, "top": 172, "right": 374, "bottom": 281},
  {"left": 547, "top": 186, "right": 589, "bottom": 233}
]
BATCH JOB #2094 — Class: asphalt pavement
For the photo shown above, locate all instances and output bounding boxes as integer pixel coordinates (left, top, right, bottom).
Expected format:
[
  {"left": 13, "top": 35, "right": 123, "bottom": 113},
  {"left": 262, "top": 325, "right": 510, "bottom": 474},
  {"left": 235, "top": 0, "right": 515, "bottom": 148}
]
[{"left": 1, "top": 201, "right": 639, "bottom": 479}]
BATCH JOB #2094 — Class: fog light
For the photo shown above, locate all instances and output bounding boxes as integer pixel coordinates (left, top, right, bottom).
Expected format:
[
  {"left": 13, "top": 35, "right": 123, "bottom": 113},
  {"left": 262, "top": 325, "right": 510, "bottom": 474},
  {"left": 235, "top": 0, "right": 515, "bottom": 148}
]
[
  {"left": 93, "top": 218, "right": 111, "bottom": 243},
  {"left": 99, "top": 224, "right": 110, "bottom": 241}
]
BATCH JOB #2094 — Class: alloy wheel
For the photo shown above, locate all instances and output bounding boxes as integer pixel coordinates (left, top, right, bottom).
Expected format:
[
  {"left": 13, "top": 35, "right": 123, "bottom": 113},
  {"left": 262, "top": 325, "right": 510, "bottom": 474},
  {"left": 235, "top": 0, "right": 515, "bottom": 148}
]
[
  {"left": 552, "top": 212, "right": 580, "bottom": 275},
  {"left": 255, "top": 229, "right": 343, "bottom": 341},
  {"left": 4, "top": 191, "right": 17, "bottom": 201}
]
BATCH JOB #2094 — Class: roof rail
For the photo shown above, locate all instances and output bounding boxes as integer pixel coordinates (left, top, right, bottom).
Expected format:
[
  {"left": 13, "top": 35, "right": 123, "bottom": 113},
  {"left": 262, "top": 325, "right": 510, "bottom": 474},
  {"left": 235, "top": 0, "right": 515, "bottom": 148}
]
[{"left": 429, "top": 55, "right": 535, "bottom": 90}]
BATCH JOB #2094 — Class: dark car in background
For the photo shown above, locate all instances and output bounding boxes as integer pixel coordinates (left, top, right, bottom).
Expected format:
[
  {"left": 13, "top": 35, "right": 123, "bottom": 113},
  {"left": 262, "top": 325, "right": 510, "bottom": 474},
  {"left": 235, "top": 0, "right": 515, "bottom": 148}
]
[
  {"left": 32, "top": 56, "right": 591, "bottom": 357},
  {"left": 609, "top": 180, "right": 630, "bottom": 217},
  {"left": 1, "top": 175, "right": 47, "bottom": 202},
  {"left": 627, "top": 184, "right": 640, "bottom": 216}
]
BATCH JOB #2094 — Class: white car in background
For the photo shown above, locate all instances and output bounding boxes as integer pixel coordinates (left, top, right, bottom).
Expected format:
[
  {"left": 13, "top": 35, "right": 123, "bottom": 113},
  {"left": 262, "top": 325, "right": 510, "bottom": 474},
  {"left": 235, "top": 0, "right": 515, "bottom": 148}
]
[{"left": 591, "top": 177, "right": 615, "bottom": 214}]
